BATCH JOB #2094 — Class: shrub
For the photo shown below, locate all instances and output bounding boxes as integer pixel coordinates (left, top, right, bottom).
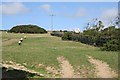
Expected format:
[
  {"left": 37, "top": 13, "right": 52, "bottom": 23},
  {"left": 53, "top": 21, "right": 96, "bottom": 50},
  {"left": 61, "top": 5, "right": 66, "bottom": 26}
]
[
  {"left": 50, "top": 31, "right": 63, "bottom": 37},
  {"left": 8, "top": 24, "right": 47, "bottom": 34},
  {"left": 101, "top": 39, "right": 119, "bottom": 51},
  {"left": 62, "top": 32, "right": 72, "bottom": 40}
]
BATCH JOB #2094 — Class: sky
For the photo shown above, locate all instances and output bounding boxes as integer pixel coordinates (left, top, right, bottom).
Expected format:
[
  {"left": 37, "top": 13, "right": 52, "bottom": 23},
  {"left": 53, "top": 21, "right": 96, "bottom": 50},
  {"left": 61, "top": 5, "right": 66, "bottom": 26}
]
[{"left": 1, "top": 2, "right": 118, "bottom": 31}]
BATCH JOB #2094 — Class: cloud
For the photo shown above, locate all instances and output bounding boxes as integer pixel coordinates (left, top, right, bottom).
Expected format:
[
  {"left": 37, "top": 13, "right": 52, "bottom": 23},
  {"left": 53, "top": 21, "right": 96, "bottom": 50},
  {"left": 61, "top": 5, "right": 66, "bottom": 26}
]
[
  {"left": 0, "top": 2, "right": 29, "bottom": 15},
  {"left": 64, "top": 8, "right": 86, "bottom": 18},
  {"left": 75, "top": 8, "right": 86, "bottom": 17},
  {"left": 101, "top": 8, "right": 118, "bottom": 20},
  {"left": 101, "top": 8, "right": 118, "bottom": 27},
  {"left": 40, "top": 4, "right": 51, "bottom": 13}
]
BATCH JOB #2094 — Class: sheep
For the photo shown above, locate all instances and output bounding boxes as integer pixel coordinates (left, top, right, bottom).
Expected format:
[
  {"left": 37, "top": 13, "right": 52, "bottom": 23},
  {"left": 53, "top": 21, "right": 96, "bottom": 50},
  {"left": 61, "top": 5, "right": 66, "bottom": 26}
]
[
  {"left": 20, "top": 38, "right": 23, "bottom": 42},
  {"left": 24, "top": 36, "right": 26, "bottom": 39},
  {"left": 93, "top": 42, "right": 96, "bottom": 46},
  {"left": 18, "top": 40, "right": 22, "bottom": 45}
]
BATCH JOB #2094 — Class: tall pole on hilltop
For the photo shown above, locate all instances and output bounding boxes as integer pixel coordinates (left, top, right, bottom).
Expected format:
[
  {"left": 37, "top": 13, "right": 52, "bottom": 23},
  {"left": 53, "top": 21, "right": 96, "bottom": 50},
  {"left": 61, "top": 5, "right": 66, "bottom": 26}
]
[{"left": 50, "top": 14, "right": 55, "bottom": 32}]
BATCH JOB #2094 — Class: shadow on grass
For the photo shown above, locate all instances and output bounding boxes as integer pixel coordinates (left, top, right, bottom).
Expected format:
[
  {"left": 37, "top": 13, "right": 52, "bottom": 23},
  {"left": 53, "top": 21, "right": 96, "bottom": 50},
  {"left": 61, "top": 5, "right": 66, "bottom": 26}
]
[{"left": 2, "top": 67, "right": 34, "bottom": 80}]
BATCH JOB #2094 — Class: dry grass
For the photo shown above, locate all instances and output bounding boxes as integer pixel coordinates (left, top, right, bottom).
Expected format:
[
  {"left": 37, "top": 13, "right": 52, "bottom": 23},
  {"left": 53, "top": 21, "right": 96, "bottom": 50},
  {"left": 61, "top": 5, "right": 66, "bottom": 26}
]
[{"left": 3, "top": 39, "right": 19, "bottom": 46}]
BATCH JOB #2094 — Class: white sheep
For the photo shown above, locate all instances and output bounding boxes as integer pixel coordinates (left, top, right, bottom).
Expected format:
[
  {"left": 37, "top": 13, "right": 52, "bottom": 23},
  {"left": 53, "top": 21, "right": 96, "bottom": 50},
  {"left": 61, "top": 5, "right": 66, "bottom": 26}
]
[
  {"left": 20, "top": 38, "right": 23, "bottom": 42},
  {"left": 24, "top": 36, "right": 26, "bottom": 39},
  {"left": 18, "top": 41, "right": 22, "bottom": 45}
]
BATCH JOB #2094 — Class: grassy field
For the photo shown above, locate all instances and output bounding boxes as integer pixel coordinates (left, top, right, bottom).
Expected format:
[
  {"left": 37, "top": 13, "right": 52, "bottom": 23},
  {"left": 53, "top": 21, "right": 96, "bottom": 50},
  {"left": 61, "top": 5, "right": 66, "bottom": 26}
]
[{"left": 2, "top": 32, "right": 118, "bottom": 77}]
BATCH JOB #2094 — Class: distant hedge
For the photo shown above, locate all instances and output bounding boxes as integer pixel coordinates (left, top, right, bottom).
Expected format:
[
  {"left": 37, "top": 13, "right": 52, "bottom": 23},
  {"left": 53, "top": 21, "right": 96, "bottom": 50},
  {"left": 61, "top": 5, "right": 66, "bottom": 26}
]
[
  {"left": 8, "top": 24, "right": 47, "bottom": 34},
  {"left": 50, "top": 31, "right": 64, "bottom": 37},
  {"left": 61, "top": 26, "right": 120, "bottom": 51}
]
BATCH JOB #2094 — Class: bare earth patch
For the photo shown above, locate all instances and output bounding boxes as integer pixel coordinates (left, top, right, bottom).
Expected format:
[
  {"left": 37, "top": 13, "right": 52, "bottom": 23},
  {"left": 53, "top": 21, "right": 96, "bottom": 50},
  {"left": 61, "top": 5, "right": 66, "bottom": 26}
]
[
  {"left": 88, "top": 56, "right": 117, "bottom": 78},
  {"left": 26, "top": 33, "right": 53, "bottom": 38},
  {"left": 3, "top": 39, "right": 19, "bottom": 46},
  {"left": 46, "top": 66, "right": 61, "bottom": 77},
  {"left": 57, "top": 56, "right": 81, "bottom": 78},
  {"left": 2, "top": 61, "right": 44, "bottom": 77}
]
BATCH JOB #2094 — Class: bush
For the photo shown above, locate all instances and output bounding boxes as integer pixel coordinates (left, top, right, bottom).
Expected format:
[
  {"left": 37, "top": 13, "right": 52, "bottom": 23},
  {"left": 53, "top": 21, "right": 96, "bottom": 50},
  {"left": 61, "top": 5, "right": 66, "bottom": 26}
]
[
  {"left": 50, "top": 31, "right": 64, "bottom": 37},
  {"left": 50, "top": 25, "right": 120, "bottom": 51},
  {"left": 101, "top": 39, "right": 119, "bottom": 51},
  {"left": 71, "top": 33, "right": 80, "bottom": 41},
  {"left": 8, "top": 24, "right": 47, "bottom": 34},
  {"left": 62, "top": 32, "right": 72, "bottom": 40},
  {"left": 80, "top": 35, "right": 94, "bottom": 45},
  {"left": 95, "top": 37, "right": 110, "bottom": 47}
]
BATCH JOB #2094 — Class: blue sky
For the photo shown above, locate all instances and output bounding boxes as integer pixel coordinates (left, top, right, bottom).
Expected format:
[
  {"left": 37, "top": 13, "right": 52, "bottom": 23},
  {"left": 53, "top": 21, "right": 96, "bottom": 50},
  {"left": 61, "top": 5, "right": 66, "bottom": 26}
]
[{"left": 1, "top": 2, "right": 118, "bottom": 31}]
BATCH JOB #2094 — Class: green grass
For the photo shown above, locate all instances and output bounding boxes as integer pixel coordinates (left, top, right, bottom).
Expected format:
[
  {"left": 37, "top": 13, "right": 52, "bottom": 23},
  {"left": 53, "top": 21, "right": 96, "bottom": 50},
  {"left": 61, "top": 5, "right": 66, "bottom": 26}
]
[{"left": 2, "top": 32, "right": 118, "bottom": 77}]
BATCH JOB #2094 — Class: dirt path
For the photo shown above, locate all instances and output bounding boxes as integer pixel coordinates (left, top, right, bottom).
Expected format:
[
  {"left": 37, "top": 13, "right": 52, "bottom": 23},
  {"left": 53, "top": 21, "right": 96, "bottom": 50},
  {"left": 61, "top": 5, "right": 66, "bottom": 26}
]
[
  {"left": 57, "top": 56, "right": 81, "bottom": 78},
  {"left": 88, "top": 56, "right": 117, "bottom": 78},
  {"left": 57, "top": 56, "right": 74, "bottom": 78}
]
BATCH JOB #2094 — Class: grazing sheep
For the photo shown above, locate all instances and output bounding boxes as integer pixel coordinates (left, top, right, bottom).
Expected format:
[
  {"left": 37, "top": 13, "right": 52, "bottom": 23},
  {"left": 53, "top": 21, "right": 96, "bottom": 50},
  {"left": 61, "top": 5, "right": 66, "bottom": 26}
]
[
  {"left": 18, "top": 41, "right": 22, "bottom": 45},
  {"left": 93, "top": 43, "right": 96, "bottom": 46},
  {"left": 20, "top": 38, "right": 23, "bottom": 42},
  {"left": 24, "top": 36, "right": 26, "bottom": 39}
]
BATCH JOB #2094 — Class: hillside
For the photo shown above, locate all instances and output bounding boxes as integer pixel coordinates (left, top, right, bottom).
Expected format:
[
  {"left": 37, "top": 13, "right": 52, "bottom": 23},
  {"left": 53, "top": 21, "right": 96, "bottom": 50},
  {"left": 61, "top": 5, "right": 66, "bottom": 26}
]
[
  {"left": 2, "top": 32, "right": 118, "bottom": 78},
  {"left": 8, "top": 24, "right": 47, "bottom": 34}
]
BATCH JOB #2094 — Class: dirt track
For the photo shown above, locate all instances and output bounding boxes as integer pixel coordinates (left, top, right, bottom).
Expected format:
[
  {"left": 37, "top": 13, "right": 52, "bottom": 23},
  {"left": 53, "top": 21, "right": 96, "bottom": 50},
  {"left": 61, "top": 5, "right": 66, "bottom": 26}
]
[
  {"left": 88, "top": 56, "right": 117, "bottom": 78},
  {"left": 57, "top": 56, "right": 82, "bottom": 78}
]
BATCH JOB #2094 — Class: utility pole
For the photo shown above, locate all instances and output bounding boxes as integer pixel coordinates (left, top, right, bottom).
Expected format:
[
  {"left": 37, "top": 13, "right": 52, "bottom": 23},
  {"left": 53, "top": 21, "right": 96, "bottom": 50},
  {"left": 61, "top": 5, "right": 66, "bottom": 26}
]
[{"left": 50, "top": 14, "right": 55, "bottom": 32}]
